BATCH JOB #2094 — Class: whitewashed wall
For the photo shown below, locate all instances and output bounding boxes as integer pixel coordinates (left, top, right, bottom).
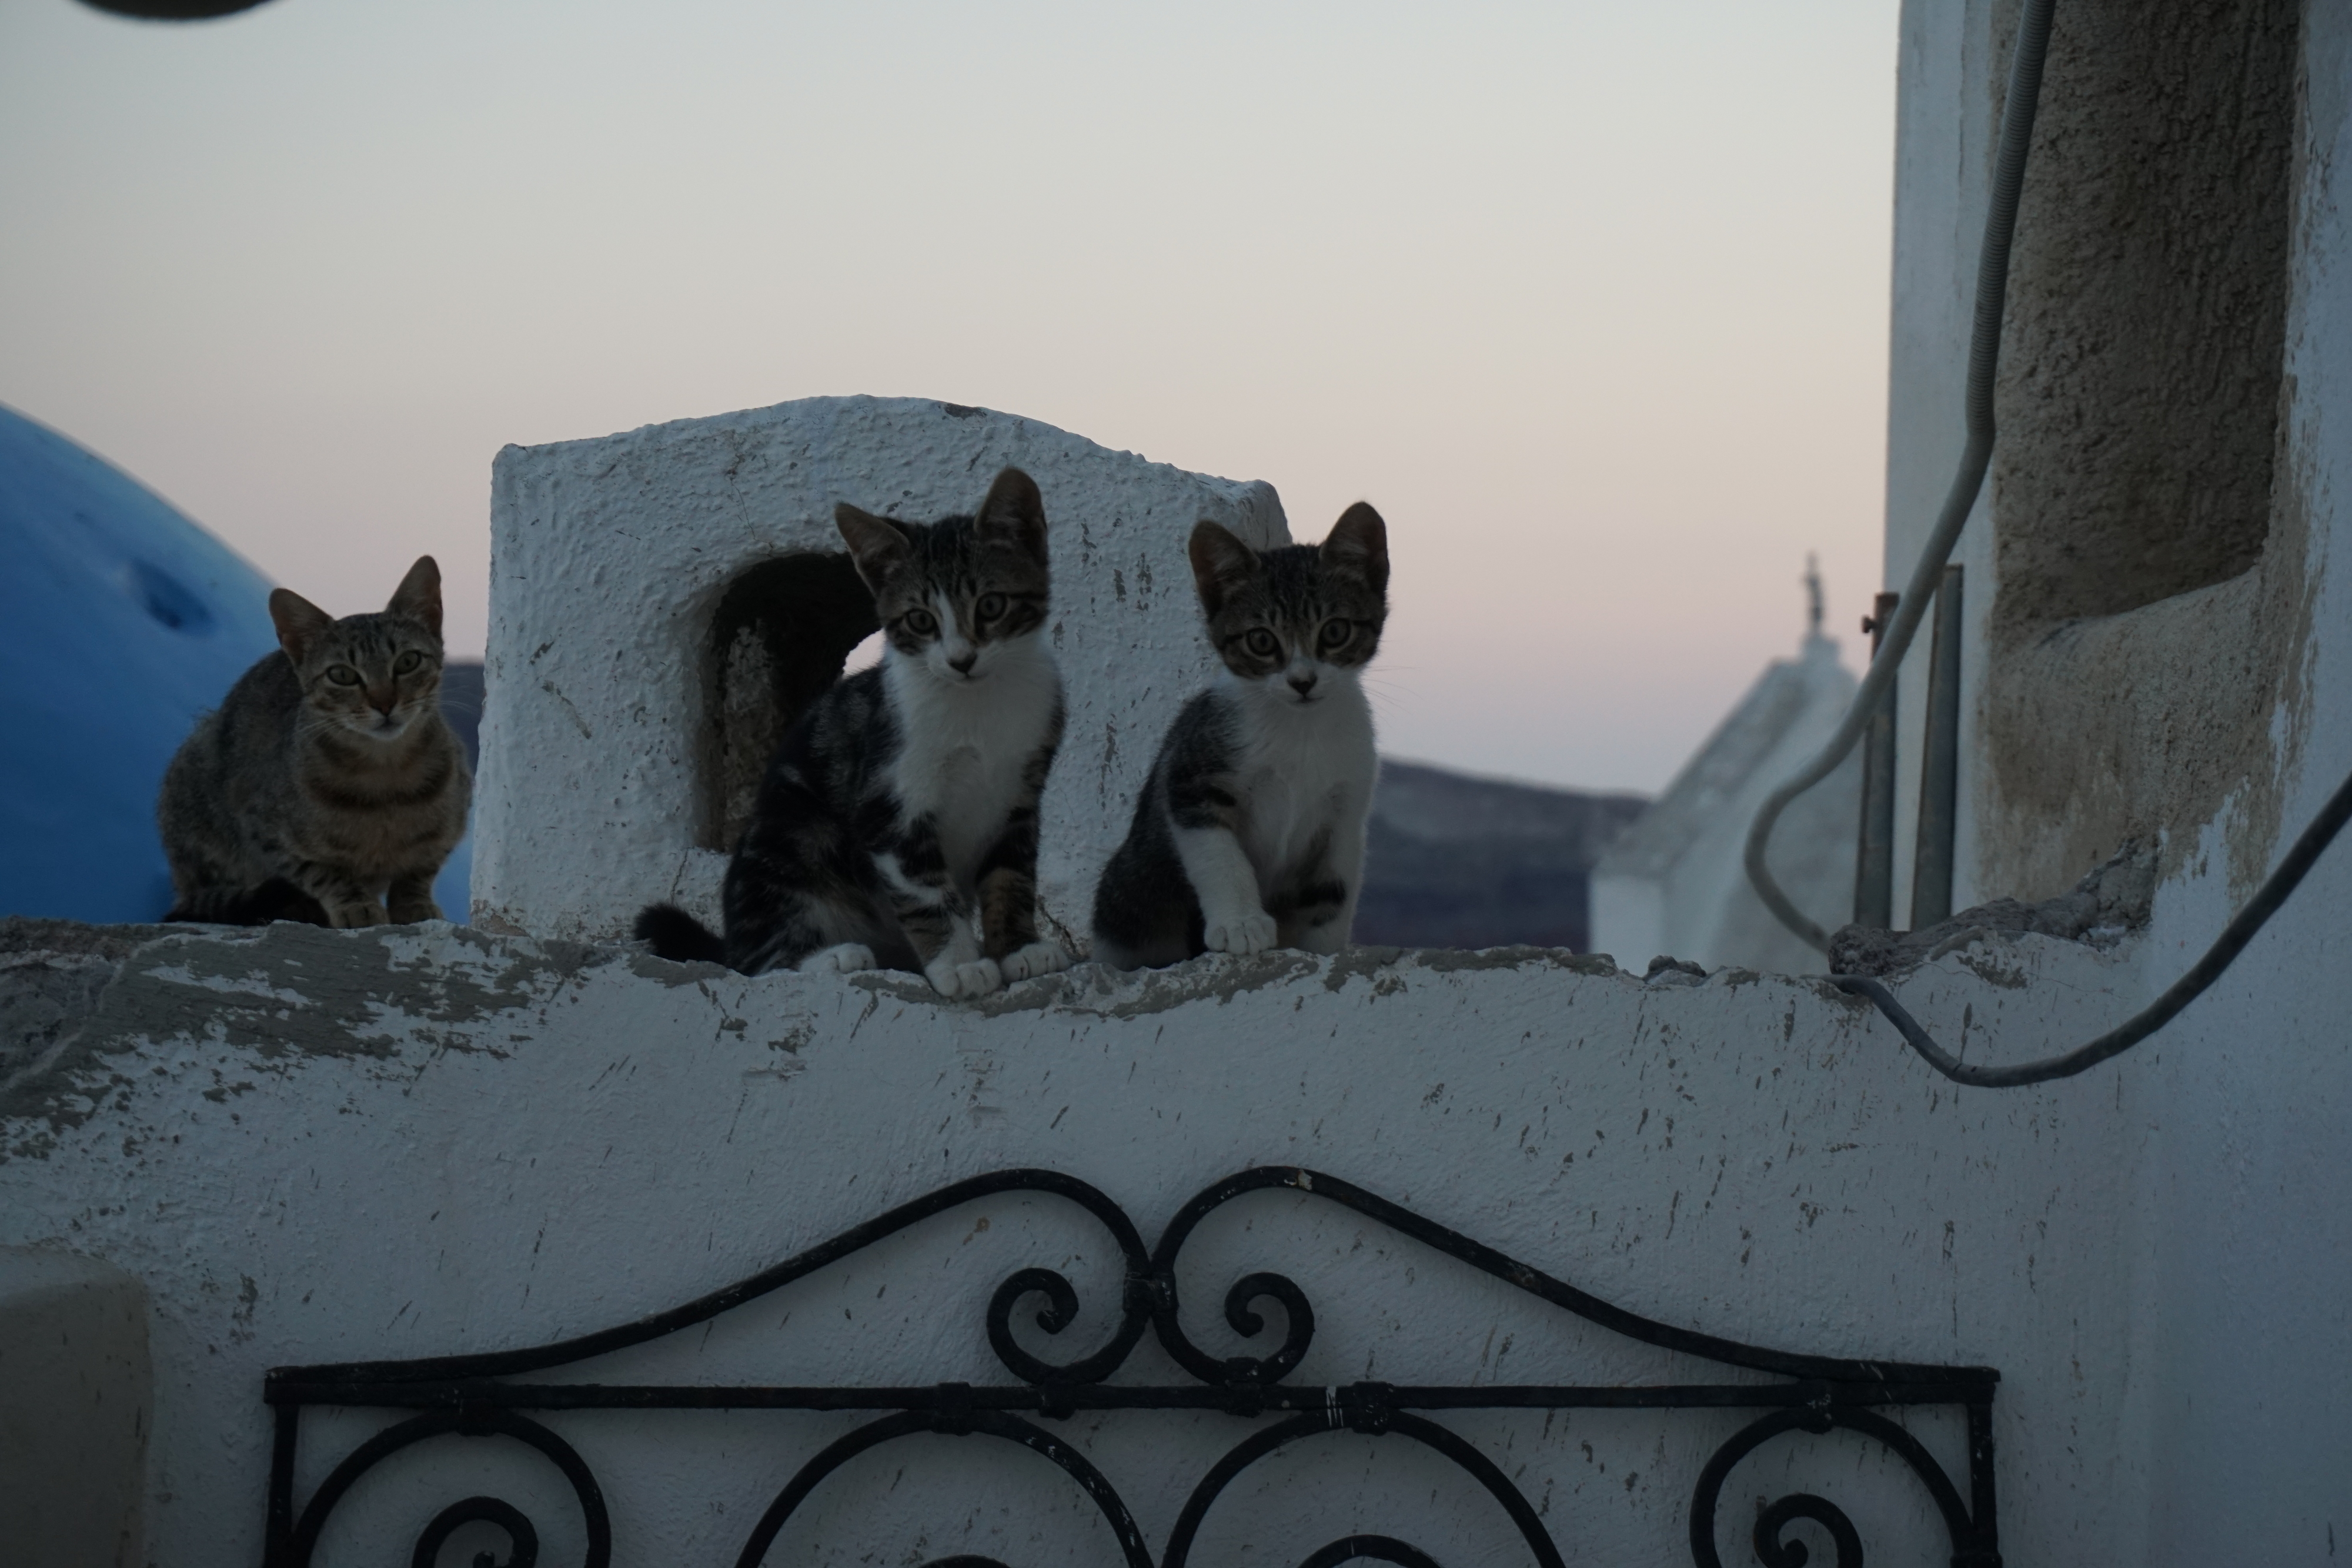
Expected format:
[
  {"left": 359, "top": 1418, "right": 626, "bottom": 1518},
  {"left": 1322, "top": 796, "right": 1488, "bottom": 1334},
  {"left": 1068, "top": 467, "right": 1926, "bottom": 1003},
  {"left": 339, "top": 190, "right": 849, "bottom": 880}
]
[
  {"left": 1590, "top": 634, "right": 1859, "bottom": 974},
  {"left": 1882, "top": 5, "right": 2352, "bottom": 1561},
  {"left": 2, "top": 918, "right": 2161, "bottom": 1566},
  {"left": 475, "top": 396, "right": 1289, "bottom": 945},
  {"left": 2103, "top": 14, "right": 2352, "bottom": 1553},
  {"left": 9, "top": 28, "right": 2347, "bottom": 1554}
]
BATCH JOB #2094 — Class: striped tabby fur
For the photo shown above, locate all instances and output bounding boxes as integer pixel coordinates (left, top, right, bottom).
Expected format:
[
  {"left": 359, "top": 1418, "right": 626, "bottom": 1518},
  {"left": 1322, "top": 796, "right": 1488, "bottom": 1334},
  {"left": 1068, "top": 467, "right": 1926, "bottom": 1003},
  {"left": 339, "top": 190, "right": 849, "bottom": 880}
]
[{"left": 157, "top": 557, "right": 471, "bottom": 928}]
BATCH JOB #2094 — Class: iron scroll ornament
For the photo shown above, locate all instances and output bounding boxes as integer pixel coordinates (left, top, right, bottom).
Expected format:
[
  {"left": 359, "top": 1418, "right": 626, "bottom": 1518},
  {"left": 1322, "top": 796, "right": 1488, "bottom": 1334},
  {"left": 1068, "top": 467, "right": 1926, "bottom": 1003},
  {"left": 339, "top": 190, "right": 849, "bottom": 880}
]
[{"left": 262, "top": 1166, "right": 2002, "bottom": 1567}]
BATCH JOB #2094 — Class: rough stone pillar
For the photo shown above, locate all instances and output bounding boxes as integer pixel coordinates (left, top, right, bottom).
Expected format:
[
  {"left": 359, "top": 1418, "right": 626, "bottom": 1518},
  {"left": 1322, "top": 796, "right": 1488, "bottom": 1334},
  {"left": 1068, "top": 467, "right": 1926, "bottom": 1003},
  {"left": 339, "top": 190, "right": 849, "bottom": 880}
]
[{"left": 0, "top": 1248, "right": 151, "bottom": 1567}]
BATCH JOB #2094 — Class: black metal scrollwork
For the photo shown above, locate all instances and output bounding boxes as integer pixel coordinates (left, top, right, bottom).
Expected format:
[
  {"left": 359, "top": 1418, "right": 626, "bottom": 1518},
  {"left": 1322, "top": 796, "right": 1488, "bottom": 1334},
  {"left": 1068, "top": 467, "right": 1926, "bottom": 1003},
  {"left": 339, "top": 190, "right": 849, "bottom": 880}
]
[
  {"left": 408, "top": 1496, "right": 536, "bottom": 1568},
  {"left": 263, "top": 1166, "right": 2002, "bottom": 1568},
  {"left": 278, "top": 1405, "right": 607, "bottom": 1568},
  {"left": 1295, "top": 1537, "right": 1444, "bottom": 1568}
]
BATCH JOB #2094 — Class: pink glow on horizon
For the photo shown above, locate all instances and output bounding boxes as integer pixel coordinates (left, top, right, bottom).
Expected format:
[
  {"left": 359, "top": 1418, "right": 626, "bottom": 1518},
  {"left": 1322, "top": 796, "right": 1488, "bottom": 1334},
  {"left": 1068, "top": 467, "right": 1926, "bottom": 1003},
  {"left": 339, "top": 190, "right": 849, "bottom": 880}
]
[{"left": 0, "top": 0, "right": 1899, "bottom": 793}]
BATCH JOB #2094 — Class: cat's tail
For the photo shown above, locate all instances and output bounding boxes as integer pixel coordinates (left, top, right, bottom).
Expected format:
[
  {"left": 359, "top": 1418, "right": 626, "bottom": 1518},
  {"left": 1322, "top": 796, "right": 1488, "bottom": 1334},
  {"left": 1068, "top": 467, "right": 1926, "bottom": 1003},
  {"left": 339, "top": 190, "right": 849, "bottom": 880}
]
[
  {"left": 164, "top": 879, "right": 331, "bottom": 927},
  {"left": 634, "top": 903, "right": 729, "bottom": 966}
]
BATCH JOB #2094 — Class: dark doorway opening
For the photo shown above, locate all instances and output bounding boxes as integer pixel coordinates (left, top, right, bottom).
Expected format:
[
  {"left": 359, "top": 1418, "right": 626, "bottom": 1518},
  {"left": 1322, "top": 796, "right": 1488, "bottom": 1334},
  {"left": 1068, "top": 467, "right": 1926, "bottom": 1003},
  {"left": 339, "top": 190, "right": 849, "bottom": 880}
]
[{"left": 700, "top": 555, "right": 878, "bottom": 851}]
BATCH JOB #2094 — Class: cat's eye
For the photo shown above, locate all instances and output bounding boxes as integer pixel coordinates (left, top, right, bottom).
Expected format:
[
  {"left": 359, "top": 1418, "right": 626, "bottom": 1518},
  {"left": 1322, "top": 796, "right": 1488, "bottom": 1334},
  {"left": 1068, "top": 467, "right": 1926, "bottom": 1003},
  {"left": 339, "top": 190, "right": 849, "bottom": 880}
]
[
  {"left": 1318, "top": 620, "right": 1352, "bottom": 650},
  {"left": 393, "top": 651, "right": 423, "bottom": 675},
  {"left": 976, "top": 593, "right": 1007, "bottom": 620},
  {"left": 326, "top": 666, "right": 362, "bottom": 687},
  {"left": 1244, "top": 630, "right": 1279, "bottom": 658},
  {"left": 904, "top": 608, "right": 938, "bottom": 637}
]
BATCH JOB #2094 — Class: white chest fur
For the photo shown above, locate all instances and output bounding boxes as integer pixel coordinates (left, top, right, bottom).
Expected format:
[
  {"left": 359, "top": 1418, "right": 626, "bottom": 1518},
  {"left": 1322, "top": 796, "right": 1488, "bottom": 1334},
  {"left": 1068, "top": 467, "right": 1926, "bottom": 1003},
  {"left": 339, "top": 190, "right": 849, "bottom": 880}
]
[
  {"left": 1222, "top": 676, "right": 1378, "bottom": 885},
  {"left": 882, "top": 639, "right": 1061, "bottom": 887}
]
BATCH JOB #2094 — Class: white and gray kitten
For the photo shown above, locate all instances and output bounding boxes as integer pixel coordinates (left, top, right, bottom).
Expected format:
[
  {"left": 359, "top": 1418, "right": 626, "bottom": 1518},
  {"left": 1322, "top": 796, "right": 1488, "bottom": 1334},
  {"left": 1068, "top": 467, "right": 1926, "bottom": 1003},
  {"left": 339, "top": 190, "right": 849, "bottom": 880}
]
[
  {"left": 1090, "top": 505, "right": 1389, "bottom": 968},
  {"left": 638, "top": 468, "right": 1068, "bottom": 999}
]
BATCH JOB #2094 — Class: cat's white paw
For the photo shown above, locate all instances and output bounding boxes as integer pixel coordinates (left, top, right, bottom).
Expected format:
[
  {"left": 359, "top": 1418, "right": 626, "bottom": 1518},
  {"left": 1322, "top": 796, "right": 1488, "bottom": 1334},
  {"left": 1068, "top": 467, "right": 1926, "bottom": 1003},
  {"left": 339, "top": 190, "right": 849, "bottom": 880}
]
[
  {"left": 1202, "top": 910, "right": 1278, "bottom": 955},
  {"left": 1000, "top": 941, "right": 1071, "bottom": 982},
  {"left": 926, "top": 955, "right": 1004, "bottom": 999},
  {"left": 802, "top": 943, "right": 877, "bottom": 974}
]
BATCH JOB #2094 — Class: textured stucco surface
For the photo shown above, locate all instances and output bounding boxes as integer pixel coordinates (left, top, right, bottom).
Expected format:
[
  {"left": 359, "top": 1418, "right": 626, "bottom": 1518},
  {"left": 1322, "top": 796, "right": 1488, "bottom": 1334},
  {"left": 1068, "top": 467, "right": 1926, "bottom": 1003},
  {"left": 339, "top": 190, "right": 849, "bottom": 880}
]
[
  {"left": 1991, "top": 0, "right": 2298, "bottom": 628},
  {"left": 1886, "top": 0, "right": 2314, "bottom": 907},
  {"left": 1881, "top": 4, "right": 2352, "bottom": 1560},
  {"left": 0, "top": 1246, "right": 149, "bottom": 1567},
  {"left": 476, "top": 396, "right": 1289, "bottom": 947},
  {"left": 1978, "top": 0, "right": 2311, "bottom": 902},
  {"left": 1, "top": 918, "right": 2160, "bottom": 1565},
  {"left": 1591, "top": 634, "right": 1859, "bottom": 972}
]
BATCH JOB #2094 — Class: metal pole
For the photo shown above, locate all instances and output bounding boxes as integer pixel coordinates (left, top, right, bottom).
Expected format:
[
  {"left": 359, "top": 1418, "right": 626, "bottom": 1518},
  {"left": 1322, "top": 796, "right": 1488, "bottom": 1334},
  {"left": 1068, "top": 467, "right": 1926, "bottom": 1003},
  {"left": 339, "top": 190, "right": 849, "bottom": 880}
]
[
  {"left": 1853, "top": 592, "right": 1900, "bottom": 928},
  {"left": 1910, "top": 566, "right": 1965, "bottom": 927}
]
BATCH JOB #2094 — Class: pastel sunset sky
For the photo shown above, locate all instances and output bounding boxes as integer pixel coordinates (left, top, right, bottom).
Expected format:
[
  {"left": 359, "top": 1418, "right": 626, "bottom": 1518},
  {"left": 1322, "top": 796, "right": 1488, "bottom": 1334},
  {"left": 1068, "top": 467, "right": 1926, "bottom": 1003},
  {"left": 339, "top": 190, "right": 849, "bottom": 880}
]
[{"left": 1, "top": 0, "right": 1900, "bottom": 792}]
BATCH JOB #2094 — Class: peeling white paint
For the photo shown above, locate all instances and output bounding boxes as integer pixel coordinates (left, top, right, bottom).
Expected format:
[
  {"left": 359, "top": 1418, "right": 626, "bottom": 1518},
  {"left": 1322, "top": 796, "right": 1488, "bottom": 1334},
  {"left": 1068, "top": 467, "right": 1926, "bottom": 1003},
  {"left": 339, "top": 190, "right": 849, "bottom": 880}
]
[{"left": 4, "top": 919, "right": 2163, "bottom": 1563}]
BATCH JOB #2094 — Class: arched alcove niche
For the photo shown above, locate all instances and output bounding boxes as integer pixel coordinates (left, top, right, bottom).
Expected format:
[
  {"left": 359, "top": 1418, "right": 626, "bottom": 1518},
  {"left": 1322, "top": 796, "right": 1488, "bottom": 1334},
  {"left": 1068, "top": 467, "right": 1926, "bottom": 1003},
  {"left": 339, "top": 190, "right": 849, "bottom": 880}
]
[
  {"left": 1977, "top": 0, "right": 2308, "bottom": 900},
  {"left": 700, "top": 554, "right": 878, "bottom": 851},
  {"left": 1991, "top": 0, "right": 2298, "bottom": 625}
]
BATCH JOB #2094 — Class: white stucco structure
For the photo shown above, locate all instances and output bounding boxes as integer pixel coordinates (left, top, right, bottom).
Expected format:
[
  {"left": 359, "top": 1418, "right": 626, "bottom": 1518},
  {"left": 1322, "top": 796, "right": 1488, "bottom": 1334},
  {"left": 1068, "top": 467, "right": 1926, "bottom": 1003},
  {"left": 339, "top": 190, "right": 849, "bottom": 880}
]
[
  {"left": 0, "top": 1246, "right": 149, "bottom": 1567},
  {"left": 1591, "top": 624, "right": 1859, "bottom": 974},
  {"left": 5, "top": 917, "right": 2156, "bottom": 1565},
  {"left": 9, "top": 6, "right": 2352, "bottom": 1558},
  {"left": 475, "top": 396, "right": 1289, "bottom": 946},
  {"left": 1867, "top": 1, "right": 2352, "bottom": 1560}
]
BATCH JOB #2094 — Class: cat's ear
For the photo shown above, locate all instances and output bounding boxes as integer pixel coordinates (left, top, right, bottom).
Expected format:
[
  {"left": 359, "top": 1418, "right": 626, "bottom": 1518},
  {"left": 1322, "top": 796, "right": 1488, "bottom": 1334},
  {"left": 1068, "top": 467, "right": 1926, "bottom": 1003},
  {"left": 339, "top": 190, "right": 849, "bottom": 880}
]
[
  {"left": 1321, "top": 503, "right": 1389, "bottom": 596},
  {"left": 387, "top": 556, "right": 443, "bottom": 637},
  {"left": 836, "top": 504, "right": 913, "bottom": 590},
  {"left": 269, "top": 589, "right": 336, "bottom": 664},
  {"left": 975, "top": 467, "right": 1048, "bottom": 563},
  {"left": 1188, "top": 520, "right": 1259, "bottom": 615}
]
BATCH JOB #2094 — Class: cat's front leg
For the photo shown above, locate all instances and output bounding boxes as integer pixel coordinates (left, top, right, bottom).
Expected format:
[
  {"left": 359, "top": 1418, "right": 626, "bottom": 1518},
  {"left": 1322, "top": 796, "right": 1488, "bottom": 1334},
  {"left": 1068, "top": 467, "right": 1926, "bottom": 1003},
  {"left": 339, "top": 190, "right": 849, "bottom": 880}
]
[
  {"left": 981, "top": 864, "right": 1069, "bottom": 981},
  {"left": 1172, "top": 825, "right": 1276, "bottom": 955},
  {"left": 876, "top": 817, "right": 1001, "bottom": 999},
  {"left": 286, "top": 860, "right": 389, "bottom": 928},
  {"left": 385, "top": 869, "right": 443, "bottom": 925},
  {"left": 1283, "top": 813, "right": 1366, "bottom": 956},
  {"left": 261, "top": 840, "right": 386, "bottom": 927},
  {"left": 1288, "top": 883, "right": 1353, "bottom": 955},
  {"left": 1164, "top": 751, "right": 1275, "bottom": 956},
  {"left": 975, "top": 801, "right": 1068, "bottom": 981}
]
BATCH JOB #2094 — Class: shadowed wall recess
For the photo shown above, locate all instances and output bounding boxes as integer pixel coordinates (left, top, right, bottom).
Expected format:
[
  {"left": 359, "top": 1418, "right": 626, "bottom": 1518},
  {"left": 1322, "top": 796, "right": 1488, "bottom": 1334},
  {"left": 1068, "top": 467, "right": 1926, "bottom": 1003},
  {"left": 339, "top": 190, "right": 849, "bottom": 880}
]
[
  {"left": 1991, "top": 0, "right": 2295, "bottom": 626},
  {"left": 699, "top": 554, "right": 878, "bottom": 852},
  {"left": 1978, "top": 0, "right": 2307, "bottom": 901}
]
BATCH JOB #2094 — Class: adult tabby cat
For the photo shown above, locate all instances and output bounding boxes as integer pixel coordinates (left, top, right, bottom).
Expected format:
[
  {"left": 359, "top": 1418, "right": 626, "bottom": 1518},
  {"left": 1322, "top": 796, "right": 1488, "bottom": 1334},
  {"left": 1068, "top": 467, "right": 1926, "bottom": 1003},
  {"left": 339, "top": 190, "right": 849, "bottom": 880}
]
[
  {"left": 636, "top": 467, "right": 1069, "bottom": 999},
  {"left": 158, "top": 556, "right": 471, "bottom": 927},
  {"left": 1091, "top": 504, "right": 1388, "bottom": 968}
]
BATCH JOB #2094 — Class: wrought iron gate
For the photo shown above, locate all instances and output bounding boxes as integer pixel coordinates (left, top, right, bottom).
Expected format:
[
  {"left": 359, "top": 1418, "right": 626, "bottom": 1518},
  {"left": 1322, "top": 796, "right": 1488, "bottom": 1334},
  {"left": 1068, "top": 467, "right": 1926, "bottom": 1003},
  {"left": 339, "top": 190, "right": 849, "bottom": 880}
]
[{"left": 262, "top": 1165, "right": 2001, "bottom": 1566}]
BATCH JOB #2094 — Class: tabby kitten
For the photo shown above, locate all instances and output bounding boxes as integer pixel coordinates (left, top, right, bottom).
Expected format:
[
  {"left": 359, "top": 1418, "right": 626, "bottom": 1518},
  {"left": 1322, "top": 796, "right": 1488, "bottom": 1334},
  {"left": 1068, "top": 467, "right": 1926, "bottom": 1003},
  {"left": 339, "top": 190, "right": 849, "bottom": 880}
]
[
  {"left": 1091, "top": 504, "right": 1389, "bottom": 968},
  {"left": 158, "top": 557, "right": 471, "bottom": 928},
  {"left": 636, "top": 467, "right": 1070, "bottom": 999}
]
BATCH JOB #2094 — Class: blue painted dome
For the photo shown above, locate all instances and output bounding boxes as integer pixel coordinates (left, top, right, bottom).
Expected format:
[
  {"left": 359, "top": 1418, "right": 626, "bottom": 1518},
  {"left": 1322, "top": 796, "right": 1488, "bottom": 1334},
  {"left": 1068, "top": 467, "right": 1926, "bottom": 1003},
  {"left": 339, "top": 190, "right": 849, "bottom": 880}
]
[{"left": 0, "top": 404, "right": 469, "bottom": 924}]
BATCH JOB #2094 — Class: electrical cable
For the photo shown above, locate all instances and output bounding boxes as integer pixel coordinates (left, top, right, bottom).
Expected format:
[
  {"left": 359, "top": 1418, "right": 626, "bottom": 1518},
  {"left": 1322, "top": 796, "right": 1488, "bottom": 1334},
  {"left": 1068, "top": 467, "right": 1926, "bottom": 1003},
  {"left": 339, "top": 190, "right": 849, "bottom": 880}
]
[
  {"left": 1831, "top": 763, "right": 2352, "bottom": 1086},
  {"left": 1739, "top": 0, "right": 2352, "bottom": 1086},
  {"left": 1742, "top": 0, "right": 2054, "bottom": 953}
]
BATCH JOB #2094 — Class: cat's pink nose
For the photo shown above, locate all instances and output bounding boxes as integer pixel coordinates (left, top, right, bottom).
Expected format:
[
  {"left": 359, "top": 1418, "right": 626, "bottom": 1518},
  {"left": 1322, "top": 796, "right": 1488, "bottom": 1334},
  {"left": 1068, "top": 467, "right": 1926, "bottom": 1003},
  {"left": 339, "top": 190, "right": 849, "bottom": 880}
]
[
  {"left": 1288, "top": 671, "right": 1318, "bottom": 697},
  {"left": 948, "top": 650, "right": 977, "bottom": 675}
]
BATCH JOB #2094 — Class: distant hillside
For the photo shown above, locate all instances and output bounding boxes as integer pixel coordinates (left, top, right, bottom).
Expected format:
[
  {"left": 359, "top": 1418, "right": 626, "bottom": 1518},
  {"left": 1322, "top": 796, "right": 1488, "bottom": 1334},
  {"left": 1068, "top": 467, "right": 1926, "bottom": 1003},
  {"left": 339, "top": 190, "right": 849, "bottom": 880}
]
[
  {"left": 442, "top": 667, "right": 1640, "bottom": 954},
  {"left": 1357, "top": 759, "right": 1648, "bottom": 954}
]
